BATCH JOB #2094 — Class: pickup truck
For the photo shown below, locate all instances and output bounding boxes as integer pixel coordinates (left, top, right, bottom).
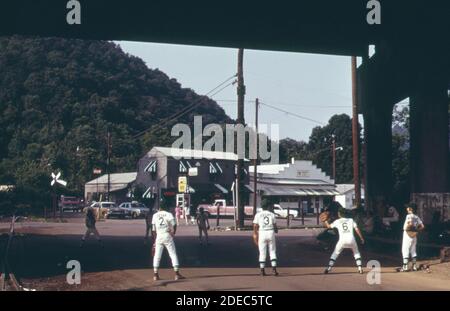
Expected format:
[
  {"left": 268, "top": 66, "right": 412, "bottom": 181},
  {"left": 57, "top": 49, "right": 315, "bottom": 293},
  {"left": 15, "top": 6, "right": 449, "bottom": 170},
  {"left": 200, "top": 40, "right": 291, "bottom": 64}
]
[
  {"left": 198, "top": 199, "right": 254, "bottom": 217},
  {"left": 272, "top": 204, "right": 299, "bottom": 220},
  {"left": 59, "top": 196, "right": 83, "bottom": 212}
]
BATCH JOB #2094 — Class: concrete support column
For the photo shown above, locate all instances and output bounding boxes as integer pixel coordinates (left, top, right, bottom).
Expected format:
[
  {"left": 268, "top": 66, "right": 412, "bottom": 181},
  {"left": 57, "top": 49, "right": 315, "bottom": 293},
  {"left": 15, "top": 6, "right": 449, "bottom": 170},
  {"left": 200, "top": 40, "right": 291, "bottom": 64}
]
[
  {"left": 363, "top": 102, "right": 394, "bottom": 219},
  {"left": 410, "top": 77, "right": 450, "bottom": 223}
]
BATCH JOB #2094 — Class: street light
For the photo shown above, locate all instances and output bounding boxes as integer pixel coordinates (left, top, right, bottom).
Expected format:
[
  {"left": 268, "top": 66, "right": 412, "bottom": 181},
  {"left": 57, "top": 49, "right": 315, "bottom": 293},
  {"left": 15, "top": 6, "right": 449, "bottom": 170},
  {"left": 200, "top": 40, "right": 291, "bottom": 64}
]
[
  {"left": 332, "top": 145, "right": 344, "bottom": 182},
  {"left": 313, "top": 137, "right": 344, "bottom": 181}
]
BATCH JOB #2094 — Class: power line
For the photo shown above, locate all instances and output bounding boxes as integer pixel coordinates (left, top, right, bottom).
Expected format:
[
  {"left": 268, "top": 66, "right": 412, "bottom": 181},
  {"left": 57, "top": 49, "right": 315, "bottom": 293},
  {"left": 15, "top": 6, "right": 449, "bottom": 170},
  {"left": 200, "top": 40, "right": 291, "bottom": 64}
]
[
  {"left": 133, "top": 74, "right": 237, "bottom": 139},
  {"left": 152, "top": 81, "right": 235, "bottom": 131},
  {"left": 205, "top": 75, "right": 238, "bottom": 96},
  {"left": 209, "top": 81, "right": 237, "bottom": 98},
  {"left": 258, "top": 101, "right": 325, "bottom": 126},
  {"left": 215, "top": 99, "right": 350, "bottom": 108}
]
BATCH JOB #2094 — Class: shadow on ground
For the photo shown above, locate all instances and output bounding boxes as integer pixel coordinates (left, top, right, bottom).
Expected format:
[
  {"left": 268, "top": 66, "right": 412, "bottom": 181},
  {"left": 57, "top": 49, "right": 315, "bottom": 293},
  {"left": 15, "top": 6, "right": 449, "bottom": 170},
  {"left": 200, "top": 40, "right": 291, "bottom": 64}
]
[{"left": 2, "top": 231, "right": 441, "bottom": 282}]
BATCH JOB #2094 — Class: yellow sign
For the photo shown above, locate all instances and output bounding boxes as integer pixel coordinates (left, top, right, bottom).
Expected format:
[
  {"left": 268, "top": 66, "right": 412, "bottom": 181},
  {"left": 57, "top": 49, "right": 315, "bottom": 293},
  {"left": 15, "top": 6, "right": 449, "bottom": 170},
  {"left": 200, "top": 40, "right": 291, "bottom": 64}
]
[{"left": 178, "top": 176, "right": 187, "bottom": 193}]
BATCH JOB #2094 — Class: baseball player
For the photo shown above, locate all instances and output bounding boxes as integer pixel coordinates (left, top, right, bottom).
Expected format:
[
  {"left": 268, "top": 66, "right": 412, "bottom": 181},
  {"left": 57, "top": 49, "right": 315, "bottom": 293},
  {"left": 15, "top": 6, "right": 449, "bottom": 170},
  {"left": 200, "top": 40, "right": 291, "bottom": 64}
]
[
  {"left": 152, "top": 199, "right": 184, "bottom": 281},
  {"left": 80, "top": 206, "right": 103, "bottom": 248},
  {"left": 253, "top": 199, "right": 279, "bottom": 276},
  {"left": 400, "top": 203, "right": 425, "bottom": 272},
  {"left": 144, "top": 208, "right": 152, "bottom": 245},
  {"left": 323, "top": 208, "right": 365, "bottom": 274}
]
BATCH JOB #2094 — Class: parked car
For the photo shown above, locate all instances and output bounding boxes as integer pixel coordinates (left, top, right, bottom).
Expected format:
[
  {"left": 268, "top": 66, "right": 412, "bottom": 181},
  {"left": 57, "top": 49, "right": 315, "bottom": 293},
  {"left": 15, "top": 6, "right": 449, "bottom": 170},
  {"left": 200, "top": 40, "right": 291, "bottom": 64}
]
[
  {"left": 59, "top": 196, "right": 83, "bottom": 212},
  {"left": 255, "top": 204, "right": 298, "bottom": 220},
  {"left": 111, "top": 202, "right": 150, "bottom": 219},
  {"left": 86, "top": 201, "right": 117, "bottom": 219},
  {"left": 273, "top": 204, "right": 298, "bottom": 220},
  {"left": 198, "top": 199, "right": 254, "bottom": 218}
]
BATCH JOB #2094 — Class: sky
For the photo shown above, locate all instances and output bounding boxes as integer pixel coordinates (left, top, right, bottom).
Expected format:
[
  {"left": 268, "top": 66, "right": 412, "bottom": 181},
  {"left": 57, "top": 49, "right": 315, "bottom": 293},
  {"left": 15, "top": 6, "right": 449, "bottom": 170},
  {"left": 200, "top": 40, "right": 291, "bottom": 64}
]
[{"left": 116, "top": 41, "right": 354, "bottom": 142}]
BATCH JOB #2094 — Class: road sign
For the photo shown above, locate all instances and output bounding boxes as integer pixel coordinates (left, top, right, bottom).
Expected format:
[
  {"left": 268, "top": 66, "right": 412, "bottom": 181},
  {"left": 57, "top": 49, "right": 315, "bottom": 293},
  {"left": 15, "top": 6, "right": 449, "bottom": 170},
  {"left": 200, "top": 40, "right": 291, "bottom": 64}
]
[
  {"left": 50, "top": 172, "right": 67, "bottom": 187},
  {"left": 178, "top": 176, "right": 187, "bottom": 193},
  {"left": 93, "top": 168, "right": 102, "bottom": 175},
  {"left": 188, "top": 167, "right": 198, "bottom": 176}
]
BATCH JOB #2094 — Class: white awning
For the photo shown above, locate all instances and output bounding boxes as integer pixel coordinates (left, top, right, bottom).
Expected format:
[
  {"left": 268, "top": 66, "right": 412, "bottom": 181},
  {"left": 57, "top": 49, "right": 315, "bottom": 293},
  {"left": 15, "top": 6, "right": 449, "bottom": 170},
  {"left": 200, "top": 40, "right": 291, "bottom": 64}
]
[
  {"left": 214, "top": 184, "right": 228, "bottom": 194},
  {"left": 252, "top": 183, "right": 337, "bottom": 196}
]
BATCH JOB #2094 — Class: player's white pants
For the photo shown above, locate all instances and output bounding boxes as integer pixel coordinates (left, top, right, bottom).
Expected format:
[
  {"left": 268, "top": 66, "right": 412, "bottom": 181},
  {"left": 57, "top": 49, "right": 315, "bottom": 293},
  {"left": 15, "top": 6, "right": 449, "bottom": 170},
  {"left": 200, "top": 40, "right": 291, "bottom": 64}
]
[
  {"left": 329, "top": 240, "right": 361, "bottom": 267},
  {"left": 402, "top": 232, "right": 417, "bottom": 264},
  {"left": 153, "top": 235, "right": 179, "bottom": 272},
  {"left": 258, "top": 230, "right": 277, "bottom": 268},
  {"left": 82, "top": 227, "right": 101, "bottom": 241}
]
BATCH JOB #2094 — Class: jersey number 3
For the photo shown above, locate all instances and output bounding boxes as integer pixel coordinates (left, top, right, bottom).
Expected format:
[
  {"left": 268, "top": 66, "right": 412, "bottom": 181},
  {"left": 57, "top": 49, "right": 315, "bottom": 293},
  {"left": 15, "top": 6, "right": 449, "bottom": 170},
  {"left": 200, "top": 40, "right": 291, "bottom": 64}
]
[{"left": 263, "top": 216, "right": 270, "bottom": 225}]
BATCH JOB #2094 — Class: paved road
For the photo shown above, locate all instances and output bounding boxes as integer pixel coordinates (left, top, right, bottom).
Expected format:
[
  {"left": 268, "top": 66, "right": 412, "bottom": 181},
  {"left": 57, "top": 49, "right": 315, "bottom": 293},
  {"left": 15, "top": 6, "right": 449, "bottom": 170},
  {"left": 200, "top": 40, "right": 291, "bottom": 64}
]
[{"left": 1, "top": 217, "right": 449, "bottom": 291}]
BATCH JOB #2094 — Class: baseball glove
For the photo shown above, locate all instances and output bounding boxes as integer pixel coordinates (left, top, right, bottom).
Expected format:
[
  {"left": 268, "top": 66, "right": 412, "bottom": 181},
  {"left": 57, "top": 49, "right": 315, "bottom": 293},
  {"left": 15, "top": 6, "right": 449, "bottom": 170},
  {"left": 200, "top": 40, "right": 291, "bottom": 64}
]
[
  {"left": 406, "top": 230, "right": 418, "bottom": 238},
  {"left": 406, "top": 222, "right": 419, "bottom": 238},
  {"left": 319, "top": 211, "right": 330, "bottom": 223}
]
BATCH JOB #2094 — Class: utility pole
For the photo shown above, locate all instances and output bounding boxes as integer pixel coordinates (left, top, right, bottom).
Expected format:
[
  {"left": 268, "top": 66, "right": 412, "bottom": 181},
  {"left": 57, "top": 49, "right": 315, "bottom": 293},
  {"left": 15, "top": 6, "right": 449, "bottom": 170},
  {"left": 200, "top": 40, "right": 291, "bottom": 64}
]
[
  {"left": 253, "top": 98, "right": 259, "bottom": 216},
  {"left": 351, "top": 56, "right": 361, "bottom": 208},
  {"left": 331, "top": 134, "right": 336, "bottom": 182},
  {"left": 107, "top": 131, "right": 111, "bottom": 202},
  {"left": 236, "top": 48, "right": 246, "bottom": 229}
]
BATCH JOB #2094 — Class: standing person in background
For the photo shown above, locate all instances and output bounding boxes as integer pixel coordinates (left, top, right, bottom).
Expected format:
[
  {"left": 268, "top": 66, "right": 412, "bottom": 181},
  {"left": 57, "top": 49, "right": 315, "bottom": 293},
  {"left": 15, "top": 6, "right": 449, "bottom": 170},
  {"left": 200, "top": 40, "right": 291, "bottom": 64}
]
[
  {"left": 189, "top": 203, "right": 197, "bottom": 225},
  {"left": 184, "top": 204, "right": 190, "bottom": 225},
  {"left": 196, "top": 207, "right": 210, "bottom": 245},
  {"left": 175, "top": 204, "right": 182, "bottom": 225},
  {"left": 80, "top": 206, "right": 103, "bottom": 248},
  {"left": 144, "top": 209, "right": 152, "bottom": 245}
]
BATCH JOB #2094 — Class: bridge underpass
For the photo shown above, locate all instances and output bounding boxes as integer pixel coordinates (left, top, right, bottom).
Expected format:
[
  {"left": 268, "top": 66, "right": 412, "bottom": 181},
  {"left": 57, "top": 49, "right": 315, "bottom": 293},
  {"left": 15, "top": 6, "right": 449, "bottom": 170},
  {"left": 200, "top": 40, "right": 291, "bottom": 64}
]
[
  {"left": 358, "top": 47, "right": 450, "bottom": 223},
  {"left": 1, "top": 1, "right": 449, "bottom": 223}
]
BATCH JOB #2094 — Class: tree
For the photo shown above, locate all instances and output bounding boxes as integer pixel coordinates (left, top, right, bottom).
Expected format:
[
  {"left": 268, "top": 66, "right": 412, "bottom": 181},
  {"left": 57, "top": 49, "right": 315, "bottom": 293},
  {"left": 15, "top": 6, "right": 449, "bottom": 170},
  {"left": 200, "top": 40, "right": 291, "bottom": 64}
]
[
  {"left": 307, "top": 114, "right": 359, "bottom": 184},
  {"left": 0, "top": 35, "right": 232, "bottom": 215},
  {"left": 391, "top": 105, "right": 410, "bottom": 206},
  {"left": 279, "top": 138, "right": 310, "bottom": 163}
]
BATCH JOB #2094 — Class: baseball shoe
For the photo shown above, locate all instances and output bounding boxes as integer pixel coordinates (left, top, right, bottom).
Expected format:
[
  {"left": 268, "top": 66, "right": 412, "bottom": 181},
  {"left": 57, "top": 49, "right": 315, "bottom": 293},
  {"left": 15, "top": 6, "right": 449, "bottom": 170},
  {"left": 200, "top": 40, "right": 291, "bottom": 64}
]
[
  {"left": 272, "top": 268, "right": 279, "bottom": 276},
  {"left": 324, "top": 267, "right": 331, "bottom": 274},
  {"left": 174, "top": 271, "right": 185, "bottom": 280},
  {"left": 412, "top": 264, "right": 418, "bottom": 271},
  {"left": 399, "top": 265, "right": 409, "bottom": 272},
  {"left": 153, "top": 273, "right": 160, "bottom": 281},
  {"left": 260, "top": 268, "right": 267, "bottom": 276},
  {"left": 358, "top": 267, "right": 363, "bottom": 274}
]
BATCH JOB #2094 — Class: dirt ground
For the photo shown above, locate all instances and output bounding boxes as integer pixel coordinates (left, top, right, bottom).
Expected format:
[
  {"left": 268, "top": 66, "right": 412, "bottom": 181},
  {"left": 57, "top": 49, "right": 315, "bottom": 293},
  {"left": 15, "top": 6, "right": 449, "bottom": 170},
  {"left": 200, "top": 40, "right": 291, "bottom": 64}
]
[{"left": 1, "top": 215, "right": 449, "bottom": 291}]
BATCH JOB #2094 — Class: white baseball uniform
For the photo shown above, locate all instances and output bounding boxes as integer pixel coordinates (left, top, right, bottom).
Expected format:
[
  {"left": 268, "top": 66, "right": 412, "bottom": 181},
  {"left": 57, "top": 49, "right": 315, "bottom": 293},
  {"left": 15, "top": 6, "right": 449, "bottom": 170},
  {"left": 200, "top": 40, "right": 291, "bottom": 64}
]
[
  {"left": 152, "top": 210, "right": 180, "bottom": 271},
  {"left": 253, "top": 210, "right": 277, "bottom": 268},
  {"left": 328, "top": 218, "right": 362, "bottom": 267},
  {"left": 401, "top": 214, "right": 423, "bottom": 262}
]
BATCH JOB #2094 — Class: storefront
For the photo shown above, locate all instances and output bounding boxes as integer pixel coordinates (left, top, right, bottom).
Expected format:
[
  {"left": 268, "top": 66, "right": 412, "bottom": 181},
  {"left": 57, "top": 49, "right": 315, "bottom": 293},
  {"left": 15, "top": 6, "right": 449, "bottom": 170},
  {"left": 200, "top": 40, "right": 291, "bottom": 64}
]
[
  {"left": 135, "top": 147, "right": 250, "bottom": 210},
  {"left": 250, "top": 159, "right": 338, "bottom": 221}
]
